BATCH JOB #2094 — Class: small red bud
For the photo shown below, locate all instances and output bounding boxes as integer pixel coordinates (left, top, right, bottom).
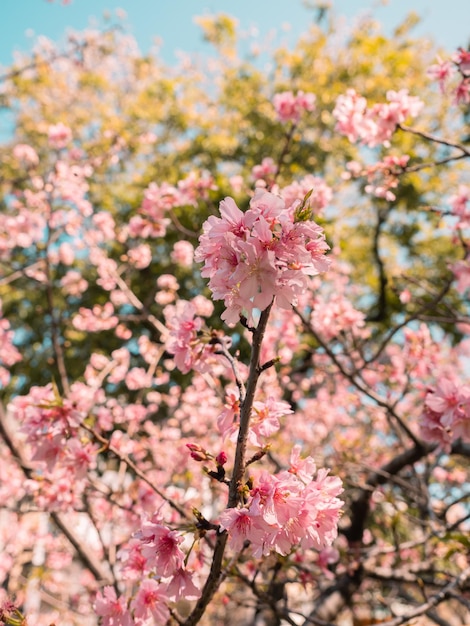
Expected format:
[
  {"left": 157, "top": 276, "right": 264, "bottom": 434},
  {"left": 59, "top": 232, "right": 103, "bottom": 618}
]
[{"left": 216, "top": 451, "right": 228, "bottom": 466}]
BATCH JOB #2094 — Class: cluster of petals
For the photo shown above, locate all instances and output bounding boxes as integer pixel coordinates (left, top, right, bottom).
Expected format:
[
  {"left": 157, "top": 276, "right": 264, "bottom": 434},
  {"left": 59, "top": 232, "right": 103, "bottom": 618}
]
[
  {"left": 12, "top": 143, "right": 39, "bottom": 166},
  {"left": 137, "top": 171, "right": 216, "bottom": 239},
  {"left": 195, "top": 189, "right": 330, "bottom": 325},
  {"left": 452, "top": 48, "right": 470, "bottom": 103},
  {"left": 273, "top": 90, "right": 316, "bottom": 124},
  {"left": 217, "top": 389, "right": 293, "bottom": 445},
  {"left": 9, "top": 382, "right": 100, "bottom": 472},
  {"left": 427, "top": 56, "right": 456, "bottom": 93},
  {"left": 164, "top": 299, "right": 221, "bottom": 374},
  {"left": 310, "top": 292, "right": 366, "bottom": 341},
  {"left": 219, "top": 447, "right": 343, "bottom": 557},
  {"left": 421, "top": 377, "right": 470, "bottom": 449},
  {"left": 48, "top": 161, "right": 92, "bottom": 215},
  {"left": 136, "top": 517, "right": 185, "bottom": 576},
  {"left": 252, "top": 157, "right": 278, "bottom": 186},
  {"left": 449, "top": 185, "right": 470, "bottom": 227},
  {"left": 0, "top": 207, "right": 45, "bottom": 256},
  {"left": 116, "top": 517, "right": 201, "bottom": 618},
  {"left": 280, "top": 175, "right": 332, "bottom": 216},
  {"left": 48, "top": 122, "right": 73, "bottom": 149},
  {"left": 427, "top": 49, "right": 470, "bottom": 104},
  {"left": 0, "top": 303, "right": 22, "bottom": 387},
  {"left": 171, "top": 240, "right": 194, "bottom": 267},
  {"left": 343, "top": 155, "right": 409, "bottom": 201},
  {"left": 131, "top": 578, "right": 170, "bottom": 624},
  {"left": 333, "top": 89, "right": 423, "bottom": 147},
  {"left": 453, "top": 47, "right": 470, "bottom": 76},
  {"left": 73, "top": 302, "right": 119, "bottom": 332},
  {"left": 450, "top": 258, "right": 470, "bottom": 294},
  {"left": 95, "top": 586, "right": 133, "bottom": 626}
]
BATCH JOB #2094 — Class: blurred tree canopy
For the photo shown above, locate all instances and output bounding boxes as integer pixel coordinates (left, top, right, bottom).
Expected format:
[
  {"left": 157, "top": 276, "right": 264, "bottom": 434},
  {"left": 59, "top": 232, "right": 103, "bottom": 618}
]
[{"left": 0, "top": 7, "right": 468, "bottom": 396}]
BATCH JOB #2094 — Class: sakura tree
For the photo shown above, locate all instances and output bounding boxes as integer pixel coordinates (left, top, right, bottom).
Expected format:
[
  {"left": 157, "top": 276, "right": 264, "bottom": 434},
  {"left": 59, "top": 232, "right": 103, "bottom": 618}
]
[{"left": 0, "top": 7, "right": 469, "bottom": 626}]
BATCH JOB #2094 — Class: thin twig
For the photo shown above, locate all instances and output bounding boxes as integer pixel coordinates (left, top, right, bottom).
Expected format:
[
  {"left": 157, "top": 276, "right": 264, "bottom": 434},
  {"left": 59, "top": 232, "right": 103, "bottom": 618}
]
[{"left": 81, "top": 423, "right": 188, "bottom": 519}]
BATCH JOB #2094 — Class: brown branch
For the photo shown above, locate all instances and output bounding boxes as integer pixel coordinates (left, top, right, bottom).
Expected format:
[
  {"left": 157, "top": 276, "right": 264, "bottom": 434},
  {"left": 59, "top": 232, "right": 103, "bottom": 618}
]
[
  {"left": 344, "top": 442, "right": 435, "bottom": 544},
  {"left": 403, "top": 152, "right": 469, "bottom": 173},
  {"left": 304, "top": 438, "right": 468, "bottom": 624},
  {"left": 376, "top": 566, "right": 470, "bottom": 626},
  {"left": 168, "top": 210, "right": 199, "bottom": 239},
  {"left": 398, "top": 124, "right": 470, "bottom": 154},
  {"left": 366, "top": 206, "right": 388, "bottom": 322},
  {"left": 183, "top": 301, "right": 274, "bottom": 626},
  {"left": 229, "top": 301, "right": 274, "bottom": 508}
]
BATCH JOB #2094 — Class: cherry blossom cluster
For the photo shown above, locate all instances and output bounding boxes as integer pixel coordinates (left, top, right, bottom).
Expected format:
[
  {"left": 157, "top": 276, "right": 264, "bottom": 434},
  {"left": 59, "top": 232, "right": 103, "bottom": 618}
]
[
  {"left": 195, "top": 189, "right": 330, "bottom": 325},
  {"left": 449, "top": 184, "right": 470, "bottom": 228},
  {"left": 163, "top": 299, "right": 222, "bottom": 374},
  {"left": 251, "top": 157, "right": 278, "bottom": 186},
  {"left": 273, "top": 90, "right": 316, "bottom": 124},
  {"left": 95, "top": 517, "right": 202, "bottom": 625},
  {"left": 333, "top": 89, "right": 423, "bottom": 147},
  {"left": 280, "top": 174, "right": 332, "bottom": 216},
  {"left": 421, "top": 377, "right": 470, "bottom": 449},
  {"left": 219, "top": 447, "right": 343, "bottom": 557},
  {"left": 450, "top": 258, "right": 470, "bottom": 295},
  {"left": 0, "top": 300, "right": 22, "bottom": 387},
  {"left": 9, "top": 383, "right": 99, "bottom": 472},
  {"left": 131, "top": 171, "right": 216, "bottom": 239},
  {"left": 250, "top": 164, "right": 332, "bottom": 217},
  {"left": 444, "top": 185, "right": 470, "bottom": 294},
  {"left": 342, "top": 155, "right": 410, "bottom": 201},
  {"left": 48, "top": 122, "right": 73, "bottom": 149},
  {"left": 427, "top": 47, "right": 470, "bottom": 103},
  {"left": 310, "top": 291, "right": 367, "bottom": 341}
]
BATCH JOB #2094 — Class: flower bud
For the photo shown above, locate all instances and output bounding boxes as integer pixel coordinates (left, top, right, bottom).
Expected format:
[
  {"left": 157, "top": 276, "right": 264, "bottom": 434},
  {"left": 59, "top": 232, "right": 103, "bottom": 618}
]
[
  {"left": 216, "top": 451, "right": 228, "bottom": 466},
  {"left": 186, "top": 443, "right": 209, "bottom": 462}
]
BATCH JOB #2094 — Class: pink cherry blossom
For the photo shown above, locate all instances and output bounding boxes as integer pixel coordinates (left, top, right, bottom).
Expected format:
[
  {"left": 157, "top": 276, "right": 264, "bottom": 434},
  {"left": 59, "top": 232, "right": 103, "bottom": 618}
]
[
  {"left": 218, "top": 507, "right": 269, "bottom": 554},
  {"left": 273, "top": 90, "right": 316, "bottom": 124},
  {"left": 13, "top": 143, "right": 39, "bottom": 166},
  {"left": 280, "top": 175, "right": 332, "bottom": 216},
  {"left": 453, "top": 47, "right": 470, "bottom": 76},
  {"left": 427, "top": 56, "right": 455, "bottom": 92},
  {"left": 421, "top": 377, "right": 470, "bottom": 448},
  {"left": 450, "top": 259, "right": 470, "bottom": 294},
  {"left": 73, "top": 302, "right": 119, "bottom": 332},
  {"left": 94, "top": 586, "right": 133, "bottom": 626},
  {"left": 165, "top": 568, "right": 201, "bottom": 601},
  {"left": 60, "top": 269, "right": 89, "bottom": 296},
  {"left": 48, "top": 122, "right": 72, "bottom": 149},
  {"left": 248, "top": 397, "right": 293, "bottom": 446},
  {"left": 0, "top": 302, "right": 22, "bottom": 387},
  {"left": 252, "top": 157, "right": 277, "bottom": 185},
  {"left": 171, "top": 240, "right": 194, "bottom": 267},
  {"left": 128, "top": 243, "right": 152, "bottom": 269},
  {"left": 131, "top": 578, "right": 170, "bottom": 624},
  {"left": 137, "top": 518, "right": 185, "bottom": 576}
]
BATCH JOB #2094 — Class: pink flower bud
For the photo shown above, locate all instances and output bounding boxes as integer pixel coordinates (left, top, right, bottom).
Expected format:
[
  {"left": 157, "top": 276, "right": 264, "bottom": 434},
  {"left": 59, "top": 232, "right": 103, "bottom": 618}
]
[
  {"left": 216, "top": 451, "right": 228, "bottom": 466},
  {"left": 186, "top": 443, "right": 209, "bottom": 462}
]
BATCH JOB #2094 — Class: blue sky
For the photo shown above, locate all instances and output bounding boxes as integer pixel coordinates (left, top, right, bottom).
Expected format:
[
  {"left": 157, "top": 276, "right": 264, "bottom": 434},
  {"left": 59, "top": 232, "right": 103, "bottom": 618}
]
[{"left": 1, "top": 0, "right": 469, "bottom": 70}]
